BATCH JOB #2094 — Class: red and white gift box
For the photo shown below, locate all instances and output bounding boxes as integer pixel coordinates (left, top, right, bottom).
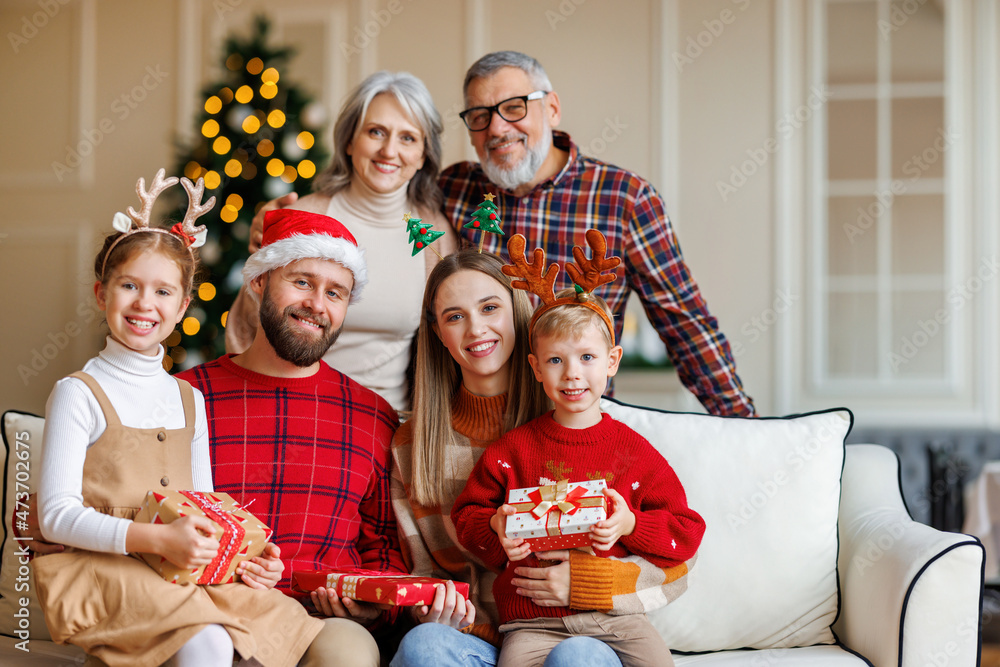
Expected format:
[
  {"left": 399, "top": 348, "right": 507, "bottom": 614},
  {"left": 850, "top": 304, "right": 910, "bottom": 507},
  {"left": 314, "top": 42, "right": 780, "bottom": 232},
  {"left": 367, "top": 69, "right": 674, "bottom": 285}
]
[
  {"left": 505, "top": 479, "right": 608, "bottom": 552},
  {"left": 133, "top": 490, "right": 271, "bottom": 585},
  {"left": 292, "top": 569, "right": 470, "bottom": 606}
]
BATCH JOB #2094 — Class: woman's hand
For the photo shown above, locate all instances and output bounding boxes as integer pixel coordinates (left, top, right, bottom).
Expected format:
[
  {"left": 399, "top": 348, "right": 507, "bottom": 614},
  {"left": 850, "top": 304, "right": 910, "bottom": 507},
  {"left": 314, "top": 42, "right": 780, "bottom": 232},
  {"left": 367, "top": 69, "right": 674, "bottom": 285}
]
[
  {"left": 490, "top": 504, "right": 531, "bottom": 562},
  {"left": 590, "top": 488, "right": 636, "bottom": 551},
  {"left": 511, "top": 550, "right": 571, "bottom": 607},
  {"left": 249, "top": 192, "right": 299, "bottom": 252},
  {"left": 413, "top": 580, "right": 476, "bottom": 629},
  {"left": 237, "top": 542, "right": 284, "bottom": 590},
  {"left": 310, "top": 587, "right": 387, "bottom": 623}
]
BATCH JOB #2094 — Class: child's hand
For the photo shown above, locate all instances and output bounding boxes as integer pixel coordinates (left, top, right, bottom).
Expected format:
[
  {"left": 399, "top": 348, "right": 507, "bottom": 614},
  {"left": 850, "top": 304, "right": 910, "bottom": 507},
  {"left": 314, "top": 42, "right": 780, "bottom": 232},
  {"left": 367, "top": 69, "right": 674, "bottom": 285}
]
[
  {"left": 413, "top": 580, "right": 476, "bottom": 629},
  {"left": 237, "top": 542, "right": 284, "bottom": 590},
  {"left": 490, "top": 504, "right": 531, "bottom": 562},
  {"left": 158, "top": 515, "right": 220, "bottom": 569},
  {"left": 590, "top": 488, "right": 636, "bottom": 552}
]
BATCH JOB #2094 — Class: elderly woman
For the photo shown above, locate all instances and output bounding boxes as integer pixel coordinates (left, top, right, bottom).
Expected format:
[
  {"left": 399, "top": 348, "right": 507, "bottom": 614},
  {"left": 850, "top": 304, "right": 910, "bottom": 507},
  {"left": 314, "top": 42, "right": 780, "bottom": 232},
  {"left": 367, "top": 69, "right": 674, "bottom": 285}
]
[{"left": 227, "top": 71, "right": 458, "bottom": 411}]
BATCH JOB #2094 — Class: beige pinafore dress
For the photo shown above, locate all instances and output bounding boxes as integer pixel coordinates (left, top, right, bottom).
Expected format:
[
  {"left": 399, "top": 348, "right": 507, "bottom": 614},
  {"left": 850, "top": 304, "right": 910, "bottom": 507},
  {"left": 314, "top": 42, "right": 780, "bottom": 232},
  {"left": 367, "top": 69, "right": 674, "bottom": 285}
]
[{"left": 32, "top": 372, "right": 323, "bottom": 667}]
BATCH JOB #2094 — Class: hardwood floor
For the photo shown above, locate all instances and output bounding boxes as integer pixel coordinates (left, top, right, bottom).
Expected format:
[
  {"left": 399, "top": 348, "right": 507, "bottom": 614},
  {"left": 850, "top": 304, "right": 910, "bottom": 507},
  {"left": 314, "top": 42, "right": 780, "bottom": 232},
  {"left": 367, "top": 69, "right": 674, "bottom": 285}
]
[{"left": 984, "top": 644, "right": 1000, "bottom": 667}]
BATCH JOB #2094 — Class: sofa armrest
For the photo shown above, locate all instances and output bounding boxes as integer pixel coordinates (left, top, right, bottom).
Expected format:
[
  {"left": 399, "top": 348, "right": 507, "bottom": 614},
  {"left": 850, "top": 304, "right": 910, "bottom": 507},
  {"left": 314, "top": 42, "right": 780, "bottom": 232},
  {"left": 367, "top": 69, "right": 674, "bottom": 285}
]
[{"left": 834, "top": 444, "right": 984, "bottom": 667}]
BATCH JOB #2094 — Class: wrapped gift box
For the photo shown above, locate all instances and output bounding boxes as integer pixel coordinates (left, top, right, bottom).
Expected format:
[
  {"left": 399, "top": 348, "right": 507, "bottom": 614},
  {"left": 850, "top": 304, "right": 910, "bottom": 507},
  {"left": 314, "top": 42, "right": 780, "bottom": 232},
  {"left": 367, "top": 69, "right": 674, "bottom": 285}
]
[
  {"left": 292, "top": 570, "right": 469, "bottom": 606},
  {"left": 506, "top": 479, "right": 608, "bottom": 552},
  {"left": 133, "top": 490, "right": 271, "bottom": 585}
]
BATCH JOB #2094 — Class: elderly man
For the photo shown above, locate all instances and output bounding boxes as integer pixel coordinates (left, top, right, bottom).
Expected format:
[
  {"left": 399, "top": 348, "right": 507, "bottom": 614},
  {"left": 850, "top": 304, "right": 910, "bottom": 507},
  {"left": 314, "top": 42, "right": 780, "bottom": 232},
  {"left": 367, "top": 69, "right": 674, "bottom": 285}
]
[
  {"left": 176, "top": 209, "right": 405, "bottom": 667},
  {"left": 442, "top": 51, "right": 754, "bottom": 417}
]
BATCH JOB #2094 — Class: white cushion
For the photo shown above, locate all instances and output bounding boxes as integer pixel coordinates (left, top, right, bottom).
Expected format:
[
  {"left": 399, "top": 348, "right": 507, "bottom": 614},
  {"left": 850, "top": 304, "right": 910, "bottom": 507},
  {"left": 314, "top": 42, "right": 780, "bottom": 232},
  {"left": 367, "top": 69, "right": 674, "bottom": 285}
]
[
  {"left": 0, "top": 411, "right": 52, "bottom": 640},
  {"left": 600, "top": 399, "right": 850, "bottom": 652}
]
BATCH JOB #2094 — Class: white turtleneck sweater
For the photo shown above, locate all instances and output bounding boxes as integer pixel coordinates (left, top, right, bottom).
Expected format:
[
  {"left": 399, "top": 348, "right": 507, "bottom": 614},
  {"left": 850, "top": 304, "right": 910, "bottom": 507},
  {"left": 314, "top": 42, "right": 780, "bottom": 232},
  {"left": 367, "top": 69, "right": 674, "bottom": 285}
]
[{"left": 38, "top": 337, "right": 212, "bottom": 555}]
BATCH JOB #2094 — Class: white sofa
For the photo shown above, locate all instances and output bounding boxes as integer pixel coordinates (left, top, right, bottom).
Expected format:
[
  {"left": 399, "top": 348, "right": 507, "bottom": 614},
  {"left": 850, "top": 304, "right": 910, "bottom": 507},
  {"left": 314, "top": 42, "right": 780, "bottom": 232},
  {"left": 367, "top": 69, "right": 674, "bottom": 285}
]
[{"left": 0, "top": 401, "right": 984, "bottom": 666}]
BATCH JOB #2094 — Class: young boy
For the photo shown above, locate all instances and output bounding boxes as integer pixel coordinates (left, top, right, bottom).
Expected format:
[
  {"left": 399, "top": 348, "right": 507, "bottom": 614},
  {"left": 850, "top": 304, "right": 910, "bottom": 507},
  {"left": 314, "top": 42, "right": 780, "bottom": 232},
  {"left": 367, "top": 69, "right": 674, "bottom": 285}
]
[{"left": 452, "top": 281, "right": 706, "bottom": 667}]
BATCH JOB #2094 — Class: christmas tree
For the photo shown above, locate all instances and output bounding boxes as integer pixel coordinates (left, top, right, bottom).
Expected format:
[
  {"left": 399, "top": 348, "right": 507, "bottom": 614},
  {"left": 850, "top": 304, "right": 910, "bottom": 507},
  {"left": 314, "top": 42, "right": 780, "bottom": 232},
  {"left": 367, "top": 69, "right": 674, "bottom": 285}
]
[
  {"left": 163, "top": 15, "right": 328, "bottom": 372},
  {"left": 463, "top": 193, "right": 504, "bottom": 252},
  {"left": 404, "top": 212, "right": 444, "bottom": 257}
]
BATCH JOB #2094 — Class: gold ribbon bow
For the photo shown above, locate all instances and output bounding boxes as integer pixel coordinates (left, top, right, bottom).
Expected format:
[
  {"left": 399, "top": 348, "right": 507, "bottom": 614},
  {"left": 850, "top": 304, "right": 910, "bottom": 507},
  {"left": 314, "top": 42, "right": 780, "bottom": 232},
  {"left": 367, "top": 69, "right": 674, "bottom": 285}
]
[{"left": 511, "top": 481, "right": 606, "bottom": 537}]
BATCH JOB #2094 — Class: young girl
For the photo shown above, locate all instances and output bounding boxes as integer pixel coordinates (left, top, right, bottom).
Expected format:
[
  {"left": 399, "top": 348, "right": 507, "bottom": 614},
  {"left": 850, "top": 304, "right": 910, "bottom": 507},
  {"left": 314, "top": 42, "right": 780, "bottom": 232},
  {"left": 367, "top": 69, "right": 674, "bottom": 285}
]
[
  {"left": 32, "top": 170, "right": 322, "bottom": 667},
  {"left": 390, "top": 250, "right": 685, "bottom": 667}
]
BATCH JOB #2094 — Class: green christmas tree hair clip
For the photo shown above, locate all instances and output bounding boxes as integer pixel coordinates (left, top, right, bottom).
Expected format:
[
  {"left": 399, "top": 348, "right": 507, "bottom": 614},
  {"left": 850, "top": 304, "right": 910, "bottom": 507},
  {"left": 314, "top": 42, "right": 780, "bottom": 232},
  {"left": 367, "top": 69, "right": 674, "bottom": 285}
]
[
  {"left": 404, "top": 212, "right": 444, "bottom": 259},
  {"left": 463, "top": 193, "right": 505, "bottom": 253}
]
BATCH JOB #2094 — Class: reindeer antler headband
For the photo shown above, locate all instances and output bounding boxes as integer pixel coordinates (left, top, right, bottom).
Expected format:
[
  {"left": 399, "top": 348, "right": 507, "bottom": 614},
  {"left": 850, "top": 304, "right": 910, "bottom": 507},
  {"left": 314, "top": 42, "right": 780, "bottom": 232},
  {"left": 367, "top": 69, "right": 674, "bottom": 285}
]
[
  {"left": 101, "top": 168, "right": 215, "bottom": 276},
  {"left": 502, "top": 229, "right": 621, "bottom": 348}
]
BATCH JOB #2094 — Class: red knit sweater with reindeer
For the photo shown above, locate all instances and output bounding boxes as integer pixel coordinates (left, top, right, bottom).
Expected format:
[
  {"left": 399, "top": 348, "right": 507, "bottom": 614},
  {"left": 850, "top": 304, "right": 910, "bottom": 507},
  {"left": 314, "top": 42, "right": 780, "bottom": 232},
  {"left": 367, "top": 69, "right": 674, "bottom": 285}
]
[{"left": 451, "top": 411, "right": 705, "bottom": 624}]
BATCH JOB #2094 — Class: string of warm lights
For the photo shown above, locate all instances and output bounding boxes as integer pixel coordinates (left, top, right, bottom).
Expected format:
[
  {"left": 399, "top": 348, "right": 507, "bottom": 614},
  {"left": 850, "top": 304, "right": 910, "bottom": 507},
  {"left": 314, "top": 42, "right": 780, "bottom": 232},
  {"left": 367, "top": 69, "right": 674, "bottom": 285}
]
[{"left": 163, "top": 17, "right": 327, "bottom": 372}]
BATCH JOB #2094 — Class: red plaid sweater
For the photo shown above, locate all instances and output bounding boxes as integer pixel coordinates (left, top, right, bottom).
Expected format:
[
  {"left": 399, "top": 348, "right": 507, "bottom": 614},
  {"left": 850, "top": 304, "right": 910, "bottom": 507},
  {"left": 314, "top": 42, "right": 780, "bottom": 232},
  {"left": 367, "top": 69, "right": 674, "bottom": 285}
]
[
  {"left": 178, "top": 355, "right": 405, "bottom": 598},
  {"left": 452, "top": 412, "right": 705, "bottom": 624},
  {"left": 440, "top": 130, "right": 755, "bottom": 417}
]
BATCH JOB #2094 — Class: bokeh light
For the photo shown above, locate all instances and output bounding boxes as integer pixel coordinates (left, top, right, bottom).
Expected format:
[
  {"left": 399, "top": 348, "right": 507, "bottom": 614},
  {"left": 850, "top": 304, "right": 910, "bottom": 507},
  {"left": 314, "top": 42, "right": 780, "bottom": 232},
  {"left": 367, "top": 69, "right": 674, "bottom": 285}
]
[
  {"left": 266, "top": 158, "right": 285, "bottom": 177},
  {"left": 296, "top": 131, "right": 314, "bottom": 150},
  {"left": 235, "top": 85, "right": 253, "bottom": 104},
  {"left": 267, "top": 110, "right": 285, "bottom": 128},
  {"left": 212, "top": 136, "right": 231, "bottom": 154},
  {"left": 297, "top": 159, "right": 316, "bottom": 179}
]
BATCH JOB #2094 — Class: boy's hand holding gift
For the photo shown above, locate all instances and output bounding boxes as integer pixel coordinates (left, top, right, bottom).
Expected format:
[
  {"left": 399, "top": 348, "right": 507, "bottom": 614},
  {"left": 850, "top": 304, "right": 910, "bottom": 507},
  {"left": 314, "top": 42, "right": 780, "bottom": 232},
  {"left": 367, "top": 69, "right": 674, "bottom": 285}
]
[{"left": 590, "top": 487, "right": 637, "bottom": 551}]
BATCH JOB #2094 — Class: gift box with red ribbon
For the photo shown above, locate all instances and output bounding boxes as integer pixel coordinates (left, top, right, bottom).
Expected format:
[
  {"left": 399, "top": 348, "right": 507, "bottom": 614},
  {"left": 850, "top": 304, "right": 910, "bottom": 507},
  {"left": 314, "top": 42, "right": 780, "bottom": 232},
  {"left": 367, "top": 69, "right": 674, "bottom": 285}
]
[
  {"left": 291, "top": 569, "right": 469, "bottom": 606},
  {"left": 133, "top": 490, "right": 271, "bottom": 585},
  {"left": 505, "top": 479, "right": 608, "bottom": 552}
]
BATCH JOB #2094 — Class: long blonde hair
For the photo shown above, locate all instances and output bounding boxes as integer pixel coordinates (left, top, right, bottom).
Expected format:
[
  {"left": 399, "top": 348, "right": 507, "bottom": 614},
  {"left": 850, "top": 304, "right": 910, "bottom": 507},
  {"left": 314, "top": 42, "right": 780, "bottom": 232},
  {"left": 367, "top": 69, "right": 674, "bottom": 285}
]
[{"left": 409, "top": 250, "right": 549, "bottom": 506}]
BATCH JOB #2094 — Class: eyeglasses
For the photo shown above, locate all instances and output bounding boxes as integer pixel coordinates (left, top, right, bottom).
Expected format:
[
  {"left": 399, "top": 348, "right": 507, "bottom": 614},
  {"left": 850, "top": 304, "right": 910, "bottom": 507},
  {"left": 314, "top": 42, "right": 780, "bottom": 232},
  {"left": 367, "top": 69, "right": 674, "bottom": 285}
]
[{"left": 459, "top": 91, "right": 549, "bottom": 132}]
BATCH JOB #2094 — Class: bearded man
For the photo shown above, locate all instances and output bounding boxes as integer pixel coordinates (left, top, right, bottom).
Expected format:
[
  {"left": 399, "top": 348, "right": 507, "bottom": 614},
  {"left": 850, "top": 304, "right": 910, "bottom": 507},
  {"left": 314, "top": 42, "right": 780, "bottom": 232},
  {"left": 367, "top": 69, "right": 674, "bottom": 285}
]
[{"left": 178, "top": 209, "right": 404, "bottom": 667}]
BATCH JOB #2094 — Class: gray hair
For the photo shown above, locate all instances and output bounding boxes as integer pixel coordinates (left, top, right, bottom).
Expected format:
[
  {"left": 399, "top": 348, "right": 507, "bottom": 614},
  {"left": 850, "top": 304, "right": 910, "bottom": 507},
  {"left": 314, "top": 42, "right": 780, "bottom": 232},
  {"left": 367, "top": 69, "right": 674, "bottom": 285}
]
[
  {"left": 463, "top": 51, "right": 553, "bottom": 102},
  {"left": 312, "top": 71, "right": 443, "bottom": 209}
]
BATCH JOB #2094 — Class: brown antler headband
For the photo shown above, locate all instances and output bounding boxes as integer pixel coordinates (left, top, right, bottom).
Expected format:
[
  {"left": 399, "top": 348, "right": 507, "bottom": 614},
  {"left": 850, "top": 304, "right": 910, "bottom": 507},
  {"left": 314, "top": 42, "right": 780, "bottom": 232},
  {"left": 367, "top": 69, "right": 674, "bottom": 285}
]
[
  {"left": 101, "top": 168, "right": 215, "bottom": 276},
  {"left": 502, "top": 229, "right": 621, "bottom": 347}
]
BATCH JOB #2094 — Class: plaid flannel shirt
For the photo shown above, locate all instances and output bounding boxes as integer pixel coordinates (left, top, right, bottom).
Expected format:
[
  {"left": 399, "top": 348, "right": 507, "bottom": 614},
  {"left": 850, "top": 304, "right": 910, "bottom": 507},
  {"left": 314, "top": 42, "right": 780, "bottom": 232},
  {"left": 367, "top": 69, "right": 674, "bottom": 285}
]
[
  {"left": 178, "top": 355, "right": 406, "bottom": 598},
  {"left": 440, "top": 130, "right": 755, "bottom": 417}
]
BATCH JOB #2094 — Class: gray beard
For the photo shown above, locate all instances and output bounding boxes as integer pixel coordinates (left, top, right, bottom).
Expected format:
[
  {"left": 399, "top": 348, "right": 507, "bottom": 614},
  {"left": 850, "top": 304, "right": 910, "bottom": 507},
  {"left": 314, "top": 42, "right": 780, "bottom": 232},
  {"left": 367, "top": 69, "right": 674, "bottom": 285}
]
[{"left": 481, "top": 129, "right": 552, "bottom": 192}]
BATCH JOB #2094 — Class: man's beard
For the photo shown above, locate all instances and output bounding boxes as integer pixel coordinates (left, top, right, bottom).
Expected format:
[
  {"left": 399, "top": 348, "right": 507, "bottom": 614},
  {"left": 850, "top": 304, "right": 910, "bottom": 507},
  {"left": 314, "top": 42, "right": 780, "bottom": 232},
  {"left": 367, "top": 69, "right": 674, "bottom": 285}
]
[
  {"left": 481, "top": 124, "right": 552, "bottom": 191},
  {"left": 259, "top": 285, "right": 343, "bottom": 367}
]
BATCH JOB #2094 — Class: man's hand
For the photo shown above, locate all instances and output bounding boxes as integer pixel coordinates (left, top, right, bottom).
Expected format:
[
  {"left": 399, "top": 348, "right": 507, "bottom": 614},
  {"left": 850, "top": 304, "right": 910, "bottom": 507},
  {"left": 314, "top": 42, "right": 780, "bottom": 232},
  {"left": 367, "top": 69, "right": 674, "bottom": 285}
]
[
  {"left": 16, "top": 493, "right": 64, "bottom": 554},
  {"left": 310, "top": 587, "right": 387, "bottom": 623},
  {"left": 237, "top": 542, "right": 284, "bottom": 590},
  {"left": 249, "top": 192, "right": 299, "bottom": 252},
  {"left": 490, "top": 504, "right": 531, "bottom": 562},
  {"left": 590, "top": 488, "right": 636, "bottom": 551},
  {"left": 413, "top": 580, "right": 476, "bottom": 629},
  {"left": 511, "top": 550, "right": 571, "bottom": 607}
]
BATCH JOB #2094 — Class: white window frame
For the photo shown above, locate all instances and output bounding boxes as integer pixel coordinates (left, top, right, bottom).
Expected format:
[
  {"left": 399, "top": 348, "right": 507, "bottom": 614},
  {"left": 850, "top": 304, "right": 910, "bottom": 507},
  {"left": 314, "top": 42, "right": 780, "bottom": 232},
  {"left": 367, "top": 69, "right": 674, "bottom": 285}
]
[{"left": 774, "top": 0, "right": 999, "bottom": 426}]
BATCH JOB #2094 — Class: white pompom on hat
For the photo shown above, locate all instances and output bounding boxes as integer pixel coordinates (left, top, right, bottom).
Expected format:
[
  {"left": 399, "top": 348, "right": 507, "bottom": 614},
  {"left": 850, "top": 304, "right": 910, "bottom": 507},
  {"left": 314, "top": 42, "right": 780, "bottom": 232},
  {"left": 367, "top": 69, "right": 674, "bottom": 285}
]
[{"left": 242, "top": 209, "right": 368, "bottom": 301}]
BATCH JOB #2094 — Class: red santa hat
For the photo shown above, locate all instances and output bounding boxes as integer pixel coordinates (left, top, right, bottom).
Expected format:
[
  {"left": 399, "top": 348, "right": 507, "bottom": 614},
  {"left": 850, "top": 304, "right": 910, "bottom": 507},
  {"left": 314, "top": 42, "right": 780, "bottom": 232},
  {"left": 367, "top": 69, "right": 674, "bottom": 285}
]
[{"left": 242, "top": 209, "right": 368, "bottom": 301}]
